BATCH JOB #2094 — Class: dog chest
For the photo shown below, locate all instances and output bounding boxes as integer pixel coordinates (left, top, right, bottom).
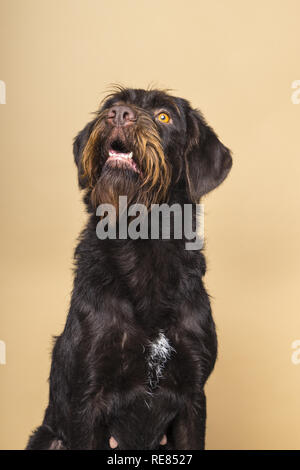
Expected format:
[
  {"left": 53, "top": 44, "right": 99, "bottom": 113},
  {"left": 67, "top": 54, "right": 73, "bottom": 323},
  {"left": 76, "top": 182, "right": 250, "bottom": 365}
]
[
  {"left": 91, "top": 323, "right": 201, "bottom": 399},
  {"left": 146, "top": 331, "right": 174, "bottom": 389}
]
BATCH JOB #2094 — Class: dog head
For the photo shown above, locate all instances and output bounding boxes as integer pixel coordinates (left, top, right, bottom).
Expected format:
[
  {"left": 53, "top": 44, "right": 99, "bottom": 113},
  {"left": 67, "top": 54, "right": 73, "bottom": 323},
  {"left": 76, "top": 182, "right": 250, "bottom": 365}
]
[{"left": 73, "top": 86, "right": 232, "bottom": 209}]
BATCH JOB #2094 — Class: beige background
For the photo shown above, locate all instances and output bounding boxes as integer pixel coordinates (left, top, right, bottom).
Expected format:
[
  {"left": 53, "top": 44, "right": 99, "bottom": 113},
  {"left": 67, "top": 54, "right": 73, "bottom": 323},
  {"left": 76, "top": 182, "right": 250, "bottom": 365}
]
[{"left": 1, "top": 0, "right": 300, "bottom": 450}]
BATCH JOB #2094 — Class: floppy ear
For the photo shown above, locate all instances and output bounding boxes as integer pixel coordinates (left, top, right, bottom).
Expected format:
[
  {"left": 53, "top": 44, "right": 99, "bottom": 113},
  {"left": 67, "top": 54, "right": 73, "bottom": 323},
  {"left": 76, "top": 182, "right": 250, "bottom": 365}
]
[
  {"left": 73, "top": 118, "right": 97, "bottom": 188},
  {"left": 184, "top": 109, "right": 232, "bottom": 202}
]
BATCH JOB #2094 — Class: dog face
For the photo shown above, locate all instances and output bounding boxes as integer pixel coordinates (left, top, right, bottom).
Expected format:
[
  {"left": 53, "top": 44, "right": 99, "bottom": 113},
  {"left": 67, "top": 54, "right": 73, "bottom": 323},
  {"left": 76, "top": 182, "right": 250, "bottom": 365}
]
[{"left": 73, "top": 87, "right": 232, "bottom": 209}]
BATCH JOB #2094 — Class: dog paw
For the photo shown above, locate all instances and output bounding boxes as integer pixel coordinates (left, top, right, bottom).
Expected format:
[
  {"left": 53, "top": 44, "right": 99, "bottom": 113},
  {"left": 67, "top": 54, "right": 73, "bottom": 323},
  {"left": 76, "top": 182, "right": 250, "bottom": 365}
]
[{"left": 109, "top": 436, "right": 118, "bottom": 449}]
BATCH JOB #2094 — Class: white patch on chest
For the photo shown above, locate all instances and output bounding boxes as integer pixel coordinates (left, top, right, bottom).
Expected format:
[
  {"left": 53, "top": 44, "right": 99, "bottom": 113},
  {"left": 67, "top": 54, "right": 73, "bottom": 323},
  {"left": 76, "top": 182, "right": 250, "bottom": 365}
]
[{"left": 147, "top": 331, "right": 174, "bottom": 389}]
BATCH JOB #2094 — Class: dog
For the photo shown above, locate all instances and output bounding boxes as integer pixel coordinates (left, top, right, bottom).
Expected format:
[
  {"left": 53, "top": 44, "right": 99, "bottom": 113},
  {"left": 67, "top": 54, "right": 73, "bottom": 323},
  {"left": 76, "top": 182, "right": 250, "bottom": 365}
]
[{"left": 26, "top": 86, "right": 232, "bottom": 450}]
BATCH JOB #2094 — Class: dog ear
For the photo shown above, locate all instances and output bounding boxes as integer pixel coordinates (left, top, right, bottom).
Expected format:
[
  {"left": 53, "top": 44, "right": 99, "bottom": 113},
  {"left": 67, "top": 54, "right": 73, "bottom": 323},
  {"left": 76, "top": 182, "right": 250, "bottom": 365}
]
[
  {"left": 73, "top": 119, "right": 97, "bottom": 188},
  {"left": 184, "top": 109, "right": 232, "bottom": 201}
]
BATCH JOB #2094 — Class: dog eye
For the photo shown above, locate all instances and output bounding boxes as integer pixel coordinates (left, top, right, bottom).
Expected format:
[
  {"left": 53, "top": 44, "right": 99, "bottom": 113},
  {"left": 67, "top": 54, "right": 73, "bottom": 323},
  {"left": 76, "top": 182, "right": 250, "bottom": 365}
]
[{"left": 157, "top": 112, "right": 170, "bottom": 123}]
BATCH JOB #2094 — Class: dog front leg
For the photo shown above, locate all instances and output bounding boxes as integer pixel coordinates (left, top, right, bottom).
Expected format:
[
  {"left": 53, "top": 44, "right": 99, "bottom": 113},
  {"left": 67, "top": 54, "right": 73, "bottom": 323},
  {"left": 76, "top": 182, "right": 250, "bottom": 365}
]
[
  {"left": 170, "top": 392, "right": 206, "bottom": 450},
  {"left": 26, "top": 312, "right": 80, "bottom": 449},
  {"left": 69, "top": 400, "right": 110, "bottom": 449}
]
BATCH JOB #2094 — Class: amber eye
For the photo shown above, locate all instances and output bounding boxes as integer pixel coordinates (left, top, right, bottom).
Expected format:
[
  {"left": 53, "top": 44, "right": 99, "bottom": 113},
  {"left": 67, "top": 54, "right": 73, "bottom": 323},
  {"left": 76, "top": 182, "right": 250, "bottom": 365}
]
[{"left": 157, "top": 112, "right": 170, "bottom": 123}]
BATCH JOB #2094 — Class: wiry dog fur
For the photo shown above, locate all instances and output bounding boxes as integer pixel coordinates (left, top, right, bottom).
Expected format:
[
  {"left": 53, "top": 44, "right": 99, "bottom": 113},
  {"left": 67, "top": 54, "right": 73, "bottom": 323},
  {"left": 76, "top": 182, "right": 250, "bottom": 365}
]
[{"left": 26, "top": 86, "right": 232, "bottom": 450}]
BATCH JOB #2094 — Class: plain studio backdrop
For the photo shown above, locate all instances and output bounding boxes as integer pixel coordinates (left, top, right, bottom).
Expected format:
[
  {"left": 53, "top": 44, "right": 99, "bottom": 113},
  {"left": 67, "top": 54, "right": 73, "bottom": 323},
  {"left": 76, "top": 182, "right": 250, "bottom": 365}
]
[{"left": 0, "top": 0, "right": 300, "bottom": 450}]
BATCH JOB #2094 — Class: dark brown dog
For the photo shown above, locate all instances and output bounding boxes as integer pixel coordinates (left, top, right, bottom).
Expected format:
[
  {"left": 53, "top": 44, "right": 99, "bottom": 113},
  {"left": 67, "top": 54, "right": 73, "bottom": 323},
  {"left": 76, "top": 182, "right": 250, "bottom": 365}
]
[{"left": 27, "top": 87, "right": 232, "bottom": 450}]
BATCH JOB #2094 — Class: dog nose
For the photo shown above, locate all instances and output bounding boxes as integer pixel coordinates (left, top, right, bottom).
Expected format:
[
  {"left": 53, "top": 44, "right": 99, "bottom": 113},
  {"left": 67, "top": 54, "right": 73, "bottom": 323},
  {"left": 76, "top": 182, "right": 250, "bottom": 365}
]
[{"left": 107, "top": 105, "right": 136, "bottom": 127}]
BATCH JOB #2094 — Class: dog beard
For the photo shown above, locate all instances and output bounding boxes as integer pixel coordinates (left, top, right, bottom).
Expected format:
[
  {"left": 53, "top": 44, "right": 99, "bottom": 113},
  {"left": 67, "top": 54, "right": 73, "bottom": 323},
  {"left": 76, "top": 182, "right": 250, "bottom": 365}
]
[
  {"left": 91, "top": 164, "right": 139, "bottom": 212},
  {"left": 81, "top": 109, "right": 172, "bottom": 211}
]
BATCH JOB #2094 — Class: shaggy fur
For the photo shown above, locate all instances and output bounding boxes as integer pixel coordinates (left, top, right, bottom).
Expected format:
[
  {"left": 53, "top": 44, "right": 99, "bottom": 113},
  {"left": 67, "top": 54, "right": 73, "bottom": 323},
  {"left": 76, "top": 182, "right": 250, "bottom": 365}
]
[{"left": 26, "top": 87, "right": 232, "bottom": 450}]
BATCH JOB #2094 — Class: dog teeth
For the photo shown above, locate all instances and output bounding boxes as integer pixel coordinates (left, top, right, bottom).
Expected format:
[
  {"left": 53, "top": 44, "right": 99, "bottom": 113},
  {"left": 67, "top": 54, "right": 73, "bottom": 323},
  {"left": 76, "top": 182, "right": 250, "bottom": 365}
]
[
  {"left": 108, "top": 151, "right": 133, "bottom": 159},
  {"left": 107, "top": 150, "right": 138, "bottom": 172}
]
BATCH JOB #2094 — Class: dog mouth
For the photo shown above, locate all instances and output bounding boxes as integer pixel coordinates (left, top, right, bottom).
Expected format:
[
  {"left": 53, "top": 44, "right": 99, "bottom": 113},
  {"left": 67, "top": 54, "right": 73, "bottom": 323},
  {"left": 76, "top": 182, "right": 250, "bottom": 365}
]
[{"left": 105, "top": 139, "right": 139, "bottom": 173}]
